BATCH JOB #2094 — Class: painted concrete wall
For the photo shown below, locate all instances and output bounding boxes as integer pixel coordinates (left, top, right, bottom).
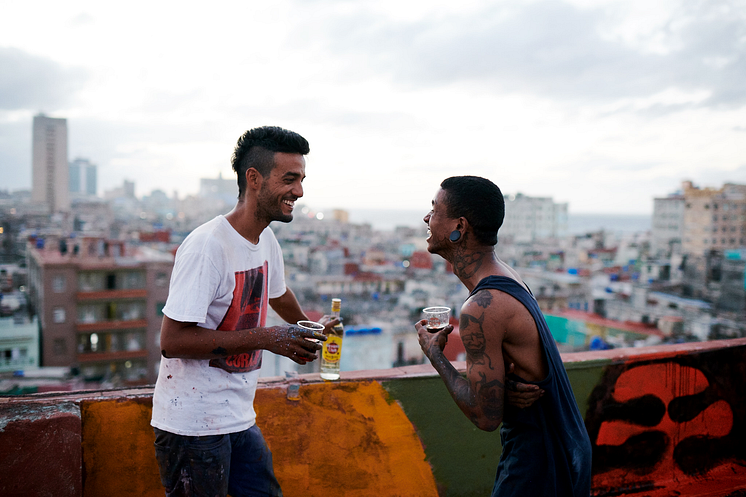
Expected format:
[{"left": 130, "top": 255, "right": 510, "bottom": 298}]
[{"left": 1, "top": 338, "right": 745, "bottom": 497}]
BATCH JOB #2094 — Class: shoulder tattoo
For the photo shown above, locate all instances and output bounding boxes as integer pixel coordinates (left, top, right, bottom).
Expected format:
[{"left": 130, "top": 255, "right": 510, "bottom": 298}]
[{"left": 472, "top": 290, "right": 493, "bottom": 309}]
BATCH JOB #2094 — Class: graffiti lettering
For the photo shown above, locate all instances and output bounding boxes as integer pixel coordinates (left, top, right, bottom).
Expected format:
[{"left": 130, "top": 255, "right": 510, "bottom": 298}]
[{"left": 585, "top": 351, "right": 745, "bottom": 491}]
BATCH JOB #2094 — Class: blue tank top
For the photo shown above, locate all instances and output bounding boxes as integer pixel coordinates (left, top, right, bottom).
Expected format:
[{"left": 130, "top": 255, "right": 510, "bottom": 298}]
[{"left": 469, "top": 276, "right": 592, "bottom": 497}]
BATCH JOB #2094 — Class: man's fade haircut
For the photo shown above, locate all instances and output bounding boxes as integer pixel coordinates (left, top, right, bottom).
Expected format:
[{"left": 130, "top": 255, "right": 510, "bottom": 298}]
[
  {"left": 440, "top": 176, "right": 505, "bottom": 246},
  {"left": 231, "top": 126, "right": 310, "bottom": 198}
]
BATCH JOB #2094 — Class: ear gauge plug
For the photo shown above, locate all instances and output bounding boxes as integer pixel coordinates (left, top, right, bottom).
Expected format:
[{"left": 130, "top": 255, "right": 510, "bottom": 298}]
[{"left": 449, "top": 230, "right": 461, "bottom": 242}]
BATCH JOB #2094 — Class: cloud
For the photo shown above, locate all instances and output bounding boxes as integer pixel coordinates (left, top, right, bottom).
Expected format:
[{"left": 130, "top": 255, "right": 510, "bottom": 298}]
[
  {"left": 0, "top": 47, "right": 87, "bottom": 111},
  {"left": 308, "top": 0, "right": 746, "bottom": 109}
]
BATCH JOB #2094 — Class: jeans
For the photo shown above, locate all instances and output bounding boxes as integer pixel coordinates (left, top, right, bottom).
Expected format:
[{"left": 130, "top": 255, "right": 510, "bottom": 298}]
[{"left": 154, "top": 425, "right": 283, "bottom": 497}]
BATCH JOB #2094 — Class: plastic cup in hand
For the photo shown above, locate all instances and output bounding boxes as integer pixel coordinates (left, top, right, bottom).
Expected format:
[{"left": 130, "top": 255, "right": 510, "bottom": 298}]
[
  {"left": 297, "top": 320, "right": 325, "bottom": 343},
  {"left": 423, "top": 306, "right": 451, "bottom": 332}
]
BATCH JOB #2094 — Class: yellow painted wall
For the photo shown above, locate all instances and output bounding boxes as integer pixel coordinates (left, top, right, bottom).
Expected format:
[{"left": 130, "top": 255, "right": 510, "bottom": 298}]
[{"left": 77, "top": 381, "right": 438, "bottom": 497}]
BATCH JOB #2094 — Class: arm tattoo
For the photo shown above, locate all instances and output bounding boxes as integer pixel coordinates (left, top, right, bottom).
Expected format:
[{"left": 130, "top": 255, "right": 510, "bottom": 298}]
[
  {"left": 472, "top": 290, "right": 493, "bottom": 308},
  {"left": 461, "top": 312, "right": 492, "bottom": 370},
  {"left": 212, "top": 346, "right": 227, "bottom": 356},
  {"left": 476, "top": 371, "right": 505, "bottom": 421}
]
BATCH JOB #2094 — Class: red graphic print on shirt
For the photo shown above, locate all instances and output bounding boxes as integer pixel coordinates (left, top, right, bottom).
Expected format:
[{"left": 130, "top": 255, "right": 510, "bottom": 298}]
[{"left": 209, "top": 262, "right": 269, "bottom": 373}]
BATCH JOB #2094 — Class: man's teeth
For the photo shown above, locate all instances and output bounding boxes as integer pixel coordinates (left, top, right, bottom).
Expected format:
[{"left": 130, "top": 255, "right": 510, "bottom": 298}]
[{"left": 283, "top": 200, "right": 295, "bottom": 207}]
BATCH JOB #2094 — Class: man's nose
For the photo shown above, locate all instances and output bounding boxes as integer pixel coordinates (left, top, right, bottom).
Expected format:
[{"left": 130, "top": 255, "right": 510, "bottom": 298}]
[
  {"left": 423, "top": 213, "right": 431, "bottom": 224},
  {"left": 293, "top": 182, "right": 304, "bottom": 198}
]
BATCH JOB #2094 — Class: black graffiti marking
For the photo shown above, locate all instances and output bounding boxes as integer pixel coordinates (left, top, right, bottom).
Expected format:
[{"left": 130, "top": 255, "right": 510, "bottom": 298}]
[
  {"left": 601, "top": 394, "right": 666, "bottom": 427},
  {"left": 584, "top": 354, "right": 745, "bottom": 479},
  {"left": 592, "top": 431, "right": 670, "bottom": 475},
  {"left": 590, "top": 480, "right": 661, "bottom": 497},
  {"left": 667, "top": 390, "right": 718, "bottom": 423},
  {"left": 674, "top": 435, "right": 732, "bottom": 476}
]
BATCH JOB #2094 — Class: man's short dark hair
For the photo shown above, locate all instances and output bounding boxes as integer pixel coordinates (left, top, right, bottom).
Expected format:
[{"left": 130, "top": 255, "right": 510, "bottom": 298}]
[
  {"left": 231, "top": 126, "right": 310, "bottom": 198},
  {"left": 440, "top": 176, "right": 505, "bottom": 246}
]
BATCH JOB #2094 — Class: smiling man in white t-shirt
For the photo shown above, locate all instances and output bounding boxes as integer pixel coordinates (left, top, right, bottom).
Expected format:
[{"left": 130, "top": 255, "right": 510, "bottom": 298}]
[{"left": 151, "top": 126, "right": 335, "bottom": 497}]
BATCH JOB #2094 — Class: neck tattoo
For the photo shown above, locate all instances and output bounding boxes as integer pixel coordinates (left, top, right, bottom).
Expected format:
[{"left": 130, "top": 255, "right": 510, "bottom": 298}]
[{"left": 452, "top": 247, "right": 485, "bottom": 279}]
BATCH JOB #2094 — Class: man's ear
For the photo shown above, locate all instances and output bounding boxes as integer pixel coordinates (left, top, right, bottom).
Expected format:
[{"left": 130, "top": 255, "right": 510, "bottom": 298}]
[
  {"left": 245, "top": 167, "right": 263, "bottom": 193},
  {"left": 457, "top": 216, "right": 470, "bottom": 234}
]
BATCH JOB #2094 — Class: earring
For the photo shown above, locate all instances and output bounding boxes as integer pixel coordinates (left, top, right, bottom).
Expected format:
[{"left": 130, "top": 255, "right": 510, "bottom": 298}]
[{"left": 449, "top": 230, "right": 461, "bottom": 242}]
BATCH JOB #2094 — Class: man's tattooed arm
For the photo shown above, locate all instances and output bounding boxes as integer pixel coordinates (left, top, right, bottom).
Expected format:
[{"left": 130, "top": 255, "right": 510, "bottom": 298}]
[{"left": 426, "top": 302, "right": 506, "bottom": 431}]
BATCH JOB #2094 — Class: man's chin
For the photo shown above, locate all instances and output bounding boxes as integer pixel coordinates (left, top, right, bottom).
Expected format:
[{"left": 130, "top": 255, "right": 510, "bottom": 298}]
[{"left": 273, "top": 213, "right": 294, "bottom": 223}]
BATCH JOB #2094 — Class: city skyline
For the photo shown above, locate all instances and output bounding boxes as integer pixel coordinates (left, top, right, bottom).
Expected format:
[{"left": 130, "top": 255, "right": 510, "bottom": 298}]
[{"left": 1, "top": 0, "right": 745, "bottom": 215}]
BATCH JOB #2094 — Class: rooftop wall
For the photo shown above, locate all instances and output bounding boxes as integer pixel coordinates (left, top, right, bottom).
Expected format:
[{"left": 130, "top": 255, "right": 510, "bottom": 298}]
[{"left": 2, "top": 338, "right": 746, "bottom": 497}]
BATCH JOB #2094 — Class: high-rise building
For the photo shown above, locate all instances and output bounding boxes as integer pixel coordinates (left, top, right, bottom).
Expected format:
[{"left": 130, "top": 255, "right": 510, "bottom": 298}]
[
  {"left": 31, "top": 114, "right": 69, "bottom": 212},
  {"left": 500, "top": 193, "right": 568, "bottom": 243},
  {"left": 651, "top": 189, "right": 685, "bottom": 256},
  {"left": 69, "top": 158, "right": 98, "bottom": 198},
  {"left": 682, "top": 181, "right": 746, "bottom": 256}
]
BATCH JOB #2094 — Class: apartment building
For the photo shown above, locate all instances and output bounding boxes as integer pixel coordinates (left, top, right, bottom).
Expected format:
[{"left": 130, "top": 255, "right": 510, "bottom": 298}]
[
  {"left": 651, "top": 191, "right": 685, "bottom": 256},
  {"left": 69, "top": 158, "right": 98, "bottom": 199},
  {"left": 682, "top": 181, "right": 746, "bottom": 256},
  {"left": 27, "top": 237, "right": 173, "bottom": 384},
  {"left": 500, "top": 193, "right": 568, "bottom": 243}
]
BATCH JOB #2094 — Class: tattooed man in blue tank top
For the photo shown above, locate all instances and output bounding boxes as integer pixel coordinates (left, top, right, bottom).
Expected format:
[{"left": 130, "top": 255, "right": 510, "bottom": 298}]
[{"left": 416, "top": 176, "right": 592, "bottom": 497}]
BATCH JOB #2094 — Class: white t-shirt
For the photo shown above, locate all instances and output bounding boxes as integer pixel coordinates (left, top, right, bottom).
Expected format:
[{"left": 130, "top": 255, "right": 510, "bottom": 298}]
[{"left": 151, "top": 215, "right": 286, "bottom": 436}]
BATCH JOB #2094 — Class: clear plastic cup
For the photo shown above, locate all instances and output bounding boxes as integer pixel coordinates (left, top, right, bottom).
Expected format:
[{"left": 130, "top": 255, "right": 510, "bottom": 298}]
[
  {"left": 297, "top": 320, "right": 325, "bottom": 343},
  {"left": 423, "top": 306, "right": 451, "bottom": 332}
]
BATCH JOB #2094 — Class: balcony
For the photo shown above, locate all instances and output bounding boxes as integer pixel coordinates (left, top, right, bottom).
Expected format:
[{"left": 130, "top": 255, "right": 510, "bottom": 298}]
[
  {"left": 2, "top": 338, "right": 745, "bottom": 497},
  {"left": 76, "top": 289, "right": 148, "bottom": 301}
]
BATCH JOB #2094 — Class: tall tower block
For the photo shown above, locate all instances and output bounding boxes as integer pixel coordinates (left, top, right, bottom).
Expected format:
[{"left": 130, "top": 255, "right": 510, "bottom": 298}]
[{"left": 32, "top": 114, "right": 69, "bottom": 212}]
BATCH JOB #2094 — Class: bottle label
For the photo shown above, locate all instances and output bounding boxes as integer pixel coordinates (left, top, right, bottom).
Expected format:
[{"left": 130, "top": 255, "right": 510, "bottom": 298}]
[{"left": 323, "top": 335, "right": 343, "bottom": 363}]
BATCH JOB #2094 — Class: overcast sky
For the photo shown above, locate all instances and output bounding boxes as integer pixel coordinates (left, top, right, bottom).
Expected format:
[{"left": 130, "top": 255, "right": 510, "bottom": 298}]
[{"left": 1, "top": 0, "right": 745, "bottom": 215}]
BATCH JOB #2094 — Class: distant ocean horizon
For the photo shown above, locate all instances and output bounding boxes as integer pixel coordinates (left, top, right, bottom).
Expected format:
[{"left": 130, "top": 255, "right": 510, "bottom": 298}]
[{"left": 346, "top": 208, "right": 651, "bottom": 234}]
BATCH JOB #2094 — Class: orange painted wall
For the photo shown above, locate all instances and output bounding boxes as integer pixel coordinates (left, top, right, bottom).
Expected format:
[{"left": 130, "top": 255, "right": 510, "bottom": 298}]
[
  {"left": 80, "top": 397, "right": 162, "bottom": 497},
  {"left": 256, "top": 381, "right": 438, "bottom": 497},
  {"left": 75, "top": 381, "right": 437, "bottom": 497}
]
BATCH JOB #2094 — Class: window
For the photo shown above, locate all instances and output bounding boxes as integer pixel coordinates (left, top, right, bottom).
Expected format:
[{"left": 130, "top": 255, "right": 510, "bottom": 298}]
[
  {"left": 53, "top": 307, "right": 66, "bottom": 323},
  {"left": 122, "top": 271, "right": 145, "bottom": 290},
  {"left": 53, "top": 338, "right": 67, "bottom": 355},
  {"left": 52, "top": 275, "right": 66, "bottom": 293},
  {"left": 156, "top": 302, "right": 166, "bottom": 316},
  {"left": 77, "top": 300, "right": 145, "bottom": 323},
  {"left": 79, "top": 272, "right": 104, "bottom": 292},
  {"left": 155, "top": 272, "right": 168, "bottom": 287},
  {"left": 78, "top": 329, "right": 145, "bottom": 353}
]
